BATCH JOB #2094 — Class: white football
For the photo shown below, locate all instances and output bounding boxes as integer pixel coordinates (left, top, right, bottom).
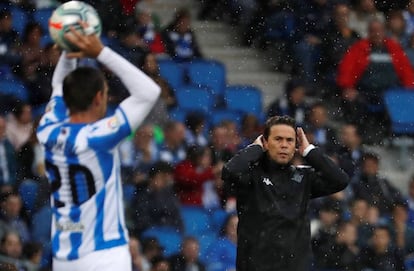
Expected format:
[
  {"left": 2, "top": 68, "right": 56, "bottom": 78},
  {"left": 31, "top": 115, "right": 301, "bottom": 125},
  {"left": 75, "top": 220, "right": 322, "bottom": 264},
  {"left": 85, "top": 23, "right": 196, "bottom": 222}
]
[{"left": 49, "top": 1, "right": 102, "bottom": 51}]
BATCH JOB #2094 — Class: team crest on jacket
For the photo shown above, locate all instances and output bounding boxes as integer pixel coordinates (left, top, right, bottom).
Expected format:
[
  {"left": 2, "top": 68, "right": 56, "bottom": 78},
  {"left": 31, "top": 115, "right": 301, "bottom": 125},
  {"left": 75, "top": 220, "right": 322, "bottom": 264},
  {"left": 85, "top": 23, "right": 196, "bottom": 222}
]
[{"left": 291, "top": 172, "right": 303, "bottom": 183}]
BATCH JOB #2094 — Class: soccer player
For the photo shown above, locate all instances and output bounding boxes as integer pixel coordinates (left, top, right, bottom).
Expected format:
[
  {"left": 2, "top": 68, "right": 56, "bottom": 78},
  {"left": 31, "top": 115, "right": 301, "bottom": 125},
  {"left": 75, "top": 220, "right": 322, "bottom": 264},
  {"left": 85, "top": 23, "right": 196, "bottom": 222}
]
[{"left": 36, "top": 23, "right": 160, "bottom": 271}]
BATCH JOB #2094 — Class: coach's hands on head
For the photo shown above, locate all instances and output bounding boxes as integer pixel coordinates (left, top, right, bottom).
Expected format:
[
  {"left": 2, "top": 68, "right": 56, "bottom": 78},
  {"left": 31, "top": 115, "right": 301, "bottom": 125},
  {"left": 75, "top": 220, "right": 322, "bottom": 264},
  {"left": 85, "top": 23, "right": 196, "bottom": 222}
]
[
  {"left": 296, "top": 127, "right": 310, "bottom": 156},
  {"left": 64, "top": 20, "right": 104, "bottom": 59}
]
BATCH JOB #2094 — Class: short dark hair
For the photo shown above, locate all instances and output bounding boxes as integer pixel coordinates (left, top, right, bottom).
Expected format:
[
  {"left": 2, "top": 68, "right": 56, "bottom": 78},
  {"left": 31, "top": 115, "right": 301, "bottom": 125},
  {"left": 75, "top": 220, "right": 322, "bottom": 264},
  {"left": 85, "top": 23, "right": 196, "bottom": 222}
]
[
  {"left": 263, "top": 115, "right": 296, "bottom": 140},
  {"left": 362, "top": 152, "right": 380, "bottom": 163},
  {"left": 63, "top": 67, "right": 106, "bottom": 114},
  {"left": 148, "top": 161, "right": 174, "bottom": 179}
]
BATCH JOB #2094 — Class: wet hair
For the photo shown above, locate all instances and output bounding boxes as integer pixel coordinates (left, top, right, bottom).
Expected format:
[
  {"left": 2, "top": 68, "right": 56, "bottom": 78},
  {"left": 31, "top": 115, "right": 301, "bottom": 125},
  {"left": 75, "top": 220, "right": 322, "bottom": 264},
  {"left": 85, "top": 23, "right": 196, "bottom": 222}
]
[
  {"left": 185, "top": 112, "right": 205, "bottom": 133},
  {"left": 186, "top": 145, "right": 208, "bottom": 163},
  {"left": 263, "top": 115, "right": 296, "bottom": 140},
  {"left": 63, "top": 67, "right": 106, "bottom": 114}
]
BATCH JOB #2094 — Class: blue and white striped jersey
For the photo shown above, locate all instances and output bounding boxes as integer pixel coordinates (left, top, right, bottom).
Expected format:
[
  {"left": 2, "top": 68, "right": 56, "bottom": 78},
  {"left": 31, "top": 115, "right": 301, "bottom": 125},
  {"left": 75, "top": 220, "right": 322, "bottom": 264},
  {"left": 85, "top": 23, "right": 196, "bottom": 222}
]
[{"left": 37, "top": 48, "right": 160, "bottom": 260}]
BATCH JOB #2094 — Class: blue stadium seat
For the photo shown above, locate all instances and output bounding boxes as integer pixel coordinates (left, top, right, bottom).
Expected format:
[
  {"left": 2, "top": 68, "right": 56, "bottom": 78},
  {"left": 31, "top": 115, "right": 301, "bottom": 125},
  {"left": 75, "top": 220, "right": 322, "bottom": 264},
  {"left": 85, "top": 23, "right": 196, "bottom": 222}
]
[
  {"left": 0, "top": 79, "right": 29, "bottom": 102},
  {"left": 210, "top": 208, "right": 229, "bottom": 233},
  {"left": 224, "top": 85, "right": 263, "bottom": 120},
  {"left": 384, "top": 89, "right": 414, "bottom": 135},
  {"left": 10, "top": 6, "right": 29, "bottom": 37},
  {"left": 18, "top": 179, "right": 39, "bottom": 214},
  {"left": 31, "top": 205, "right": 52, "bottom": 268},
  {"left": 122, "top": 183, "right": 136, "bottom": 205},
  {"left": 157, "top": 59, "right": 186, "bottom": 90},
  {"left": 141, "top": 226, "right": 183, "bottom": 257},
  {"left": 209, "top": 109, "right": 243, "bottom": 129},
  {"left": 168, "top": 107, "right": 188, "bottom": 123},
  {"left": 180, "top": 206, "right": 213, "bottom": 236},
  {"left": 198, "top": 233, "right": 218, "bottom": 264},
  {"left": 175, "top": 85, "right": 214, "bottom": 115},
  {"left": 33, "top": 8, "right": 54, "bottom": 32},
  {"left": 187, "top": 60, "right": 226, "bottom": 97}
]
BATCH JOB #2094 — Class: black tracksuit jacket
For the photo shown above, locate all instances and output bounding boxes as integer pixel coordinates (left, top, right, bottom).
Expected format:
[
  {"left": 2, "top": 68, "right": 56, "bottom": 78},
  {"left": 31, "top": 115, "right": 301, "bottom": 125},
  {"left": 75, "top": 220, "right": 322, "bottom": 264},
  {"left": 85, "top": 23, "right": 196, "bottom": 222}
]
[{"left": 221, "top": 145, "right": 349, "bottom": 271}]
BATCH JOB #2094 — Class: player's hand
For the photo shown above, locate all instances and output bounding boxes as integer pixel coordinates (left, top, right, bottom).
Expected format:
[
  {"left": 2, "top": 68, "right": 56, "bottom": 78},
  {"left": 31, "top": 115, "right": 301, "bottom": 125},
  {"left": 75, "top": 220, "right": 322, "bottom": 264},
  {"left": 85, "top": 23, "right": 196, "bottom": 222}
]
[
  {"left": 64, "top": 20, "right": 104, "bottom": 59},
  {"left": 252, "top": 135, "right": 266, "bottom": 150},
  {"left": 296, "top": 127, "right": 310, "bottom": 155}
]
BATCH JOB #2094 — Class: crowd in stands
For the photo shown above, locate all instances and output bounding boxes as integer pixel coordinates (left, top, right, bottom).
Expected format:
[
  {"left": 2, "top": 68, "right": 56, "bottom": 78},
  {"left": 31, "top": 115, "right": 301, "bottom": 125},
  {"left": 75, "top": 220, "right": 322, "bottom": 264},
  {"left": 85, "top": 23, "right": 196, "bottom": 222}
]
[{"left": 0, "top": 0, "right": 414, "bottom": 270}]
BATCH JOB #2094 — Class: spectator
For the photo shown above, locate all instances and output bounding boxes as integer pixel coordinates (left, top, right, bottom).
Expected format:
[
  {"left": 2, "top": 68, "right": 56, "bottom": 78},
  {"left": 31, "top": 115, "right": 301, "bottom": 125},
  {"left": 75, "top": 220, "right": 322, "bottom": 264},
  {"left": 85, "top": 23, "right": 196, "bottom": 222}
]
[
  {"left": 409, "top": 176, "right": 414, "bottom": 227},
  {"left": 134, "top": 1, "right": 165, "bottom": 54},
  {"left": 266, "top": 79, "right": 308, "bottom": 126},
  {"left": 337, "top": 123, "right": 365, "bottom": 179},
  {"left": 151, "top": 255, "right": 170, "bottom": 271},
  {"left": 0, "top": 10, "right": 20, "bottom": 67},
  {"left": 351, "top": 152, "right": 405, "bottom": 217},
  {"left": 22, "top": 242, "right": 42, "bottom": 271},
  {"left": 293, "top": 0, "right": 333, "bottom": 84},
  {"left": 142, "top": 238, "right": 164, "bottom": 271},
  {"left": 0, "top": 231, "right": 32, "bottom": 271},
  {"left": 169, "top": 237, "right": 205, "bottom": 271},
  {"left": 303, "top": 102, "right": 338, "bottom": 154},
  {"left": 239, "top": 114, "right": 262, "bottom": 149},
  {"left": 405, "top": 32, "right": 414, "bottom": 67},
  {"left": 129, "top": 235, "right": 145, "bottom": 271},
  {"left": 206, "top": 214, "right": 238, "bottom": 271},
  {"left": 15, "top": 22, "right": 44, "bottom": 82},
  {"left": 318, "top": 221, "right": 360, "bottom": 270},
  {"left": 336, "top": 19, "right": 414, "bottom": 134},
  {"left": 219, "top": 120, "right": 241, "bottom": 153},
  {"left": 208, "top": 124, "right": 235, "bottom": 165},
  {"left": 6, "top": 102, "right": 33, "bottom": 151},
  {"left": 16, "top": 119, "right": 45, "bottom": 182},
  {"left": 184, "top": 112, "right": 208, "bottom": 147},
  {"left": 387, "top": 201, "right": 414, "bottom": 256},
  {"left": 119, "top": 124, "right": 159, "bottom": 183},
  {"left": 349, "top": 0, "right": 385, "bottom": 38},
  {"left": 0, "top": 116, "right": 17, "bottom": 187},
  {"left": 174, "top": 145, "right": 216, "bottom": 206},
  {"left": 139, "top": 51, "right": 176, "bottom": 111},
  {"left": 349, "top": 198, "right": 375, "bottom": 248},
  {"left": 158, "top": 121, "right": 187, "bottom": 165},
  {"left": 318, "top": 3, "right": 360, "bottom": 91},
  {"left": 0, "top": 192, "right": 31, "bottom": 243},
  {"left": 116, "top": 26, "right": 147, "bottom": 67},
  {"left": 27, "top": 43, "right": 59, "bottom": 107},
  {"left": 162, "top": 8, "right": 202, "bottom": 62},
  {"left": 311, "top": 200, "right": 343, "bottom": 268},
  {"left": 386, "top": 10, "right": 410, "bottom": 48},
  {"left": 357, "top": 225, "right": 405, "bottom": 271},
  {"left": 403, "top": 0, "right": 414, "bottom": 36},
  {"left": 127, "top": 161, "right": 183, "bottom": 235}
]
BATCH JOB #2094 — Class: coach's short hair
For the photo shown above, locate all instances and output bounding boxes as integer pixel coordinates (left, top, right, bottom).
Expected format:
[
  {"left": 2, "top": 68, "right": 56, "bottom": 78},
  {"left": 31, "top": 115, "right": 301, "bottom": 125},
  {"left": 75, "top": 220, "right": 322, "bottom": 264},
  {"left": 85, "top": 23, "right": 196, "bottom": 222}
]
[
  {"left": 63, "top": 67, "right": 106, "bottom": 114},
  {"left": 263, "top": 115, "right": 296, "bottom": 140}
]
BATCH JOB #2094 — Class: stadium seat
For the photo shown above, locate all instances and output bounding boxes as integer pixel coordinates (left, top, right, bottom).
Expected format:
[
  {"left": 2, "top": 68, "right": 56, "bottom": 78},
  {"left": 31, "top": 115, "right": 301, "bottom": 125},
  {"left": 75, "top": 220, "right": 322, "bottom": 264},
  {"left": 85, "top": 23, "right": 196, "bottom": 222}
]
[
  {"left": 384, "top": 88, "right": 414, "bottom": 135},
  {"left": 122, "top": 183, "right": 136, "bottom": 205},
  {"left": 209, "top": 109, "right": 243, "bottom": 129},
  {"left": 33, "top": 8, "right": 54, "bottom": 32},
  {"left": 10, "top": 6, "right": 29, "bottom": 37},
  {"left": 31, "top": 205, "right": 52, "bottom": 268},
  {"left": 209, "top": 208, "right": 229, "bottom": 233},
  {"left": 198, "top": 233, "right": 218, "bottom": 264},
  {"left": 0, "top": 79, "right": 29, "bottom": 102},
  {"left": 180, "top": 206, "right": 213, "bottom": 236},
  {"left": 224, "top": 85, "right": 264, "bottom": 120},
  {"left": 141, "top": 226, "right": 183, "bottom": 257},
  {"left": 168, "top": 107, "right": 188, "bottom": 123},
  {"left": 175, "top": 85, "right": 214, "bottom": 115},
  {"left": 187, "top": 60, "right": 226, "bottom": 97},
  {"left": 18, "top": 179, "right": 39, "bottom": 214},
  {"left": 157, "top": 59, "right": 186, "bottom": 90}
]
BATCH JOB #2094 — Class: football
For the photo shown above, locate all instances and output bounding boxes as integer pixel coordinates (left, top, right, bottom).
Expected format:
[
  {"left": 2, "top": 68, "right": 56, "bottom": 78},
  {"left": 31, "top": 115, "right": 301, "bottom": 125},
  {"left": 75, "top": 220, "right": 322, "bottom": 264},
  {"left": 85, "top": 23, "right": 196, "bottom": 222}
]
[{"left": 49, "top": 1, "right": 102, "bottom": 51}]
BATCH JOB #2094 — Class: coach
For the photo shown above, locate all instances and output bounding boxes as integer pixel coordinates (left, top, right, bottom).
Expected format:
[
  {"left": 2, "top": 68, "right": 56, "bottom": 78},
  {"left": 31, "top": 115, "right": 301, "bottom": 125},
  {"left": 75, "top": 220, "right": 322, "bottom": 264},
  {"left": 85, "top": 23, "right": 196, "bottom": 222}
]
[{"left": 222, "top": 115, "right": 349, "bottom": 271}]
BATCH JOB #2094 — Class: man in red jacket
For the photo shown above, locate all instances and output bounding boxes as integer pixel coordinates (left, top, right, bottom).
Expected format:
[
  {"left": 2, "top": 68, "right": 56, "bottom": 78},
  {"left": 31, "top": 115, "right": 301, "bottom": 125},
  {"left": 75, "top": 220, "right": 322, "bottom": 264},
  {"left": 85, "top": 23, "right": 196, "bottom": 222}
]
[{"left": 336, "top": 19, "right": 414, "bottom": 140}]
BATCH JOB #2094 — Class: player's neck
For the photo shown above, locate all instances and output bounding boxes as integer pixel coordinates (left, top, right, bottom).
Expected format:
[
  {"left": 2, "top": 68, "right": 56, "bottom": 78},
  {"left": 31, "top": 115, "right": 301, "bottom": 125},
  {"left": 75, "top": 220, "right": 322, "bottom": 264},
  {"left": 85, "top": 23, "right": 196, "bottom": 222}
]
[{"left": 69, "top": 111, "right": 100, "bottom": 124}]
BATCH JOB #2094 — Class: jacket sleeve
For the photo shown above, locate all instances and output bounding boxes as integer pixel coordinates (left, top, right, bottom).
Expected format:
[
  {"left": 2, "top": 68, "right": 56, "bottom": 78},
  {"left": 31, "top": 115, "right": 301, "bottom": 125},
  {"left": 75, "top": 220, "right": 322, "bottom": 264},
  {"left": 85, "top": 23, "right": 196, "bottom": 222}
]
[
  {"left": 304, "top": 148, "right": 350, "bottom": 198},
  {"left": 336, "top": 41, "right": 366, "bottom": 89},
  {"left": 221, "top": 144, "right": 263, "bottom": 187},
  {"left": 387, "top": 39, "right": 414, "bottom": 87}
]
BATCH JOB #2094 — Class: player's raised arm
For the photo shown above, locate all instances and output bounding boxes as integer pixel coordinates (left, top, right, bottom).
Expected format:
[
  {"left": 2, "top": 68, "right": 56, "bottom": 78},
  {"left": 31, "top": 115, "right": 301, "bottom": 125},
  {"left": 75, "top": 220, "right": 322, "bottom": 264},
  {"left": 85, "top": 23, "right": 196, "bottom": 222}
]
[
  {"left": 51, "top": 50, "right": 77, "bottom": 98},
  {"left": 65, "top": 23, "right": 161, "bottom": 131}
]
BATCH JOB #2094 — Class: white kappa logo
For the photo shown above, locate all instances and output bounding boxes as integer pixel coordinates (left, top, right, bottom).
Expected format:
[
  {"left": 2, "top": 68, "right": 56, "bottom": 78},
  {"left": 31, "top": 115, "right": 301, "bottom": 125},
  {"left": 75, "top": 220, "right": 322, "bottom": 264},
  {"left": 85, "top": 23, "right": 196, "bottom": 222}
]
[{"left": 263, "top": 178, "right": 273, "bottom": 186}]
